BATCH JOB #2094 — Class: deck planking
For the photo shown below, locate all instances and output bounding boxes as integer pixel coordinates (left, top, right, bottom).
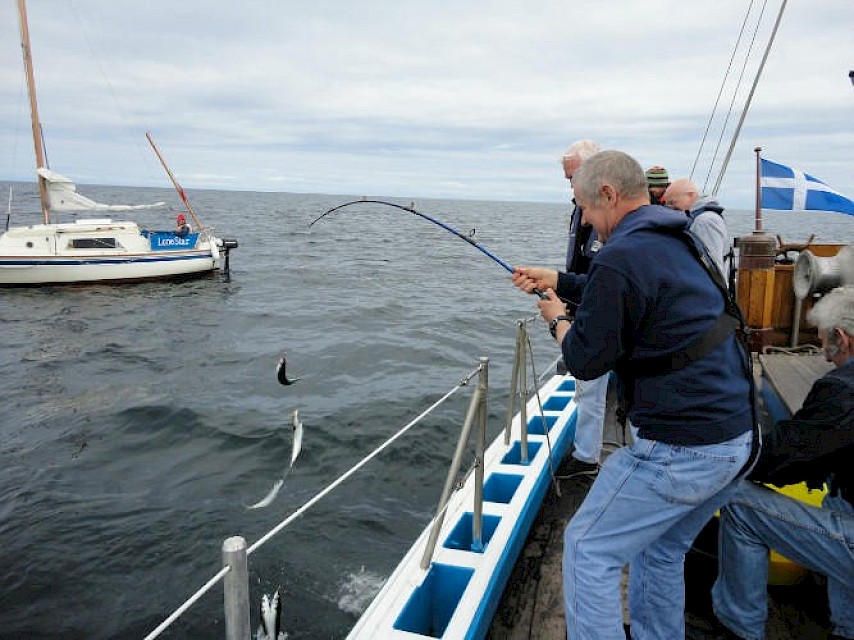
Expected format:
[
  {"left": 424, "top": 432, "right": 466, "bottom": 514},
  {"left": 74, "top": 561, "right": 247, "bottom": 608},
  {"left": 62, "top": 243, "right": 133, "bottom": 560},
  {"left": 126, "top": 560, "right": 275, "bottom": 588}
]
[{"left": 759, "top": 351, "right": 833, "bottom": 417}]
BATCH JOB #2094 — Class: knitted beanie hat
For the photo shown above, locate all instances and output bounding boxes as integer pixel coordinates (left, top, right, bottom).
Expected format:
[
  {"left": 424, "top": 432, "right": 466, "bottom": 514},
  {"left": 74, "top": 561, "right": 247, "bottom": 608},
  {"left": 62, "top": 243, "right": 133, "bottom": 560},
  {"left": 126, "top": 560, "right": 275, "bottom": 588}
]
[{"left": 645, "top": 166, "right": 670, "bottom": 186}]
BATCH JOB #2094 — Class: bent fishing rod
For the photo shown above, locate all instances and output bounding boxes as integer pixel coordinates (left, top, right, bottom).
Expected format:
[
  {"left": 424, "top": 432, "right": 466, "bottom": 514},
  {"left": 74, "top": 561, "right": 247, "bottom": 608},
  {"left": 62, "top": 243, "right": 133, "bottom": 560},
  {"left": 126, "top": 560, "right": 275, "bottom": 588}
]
[{"left": 309, "top": 199, "right": 547, "bottom": 299}]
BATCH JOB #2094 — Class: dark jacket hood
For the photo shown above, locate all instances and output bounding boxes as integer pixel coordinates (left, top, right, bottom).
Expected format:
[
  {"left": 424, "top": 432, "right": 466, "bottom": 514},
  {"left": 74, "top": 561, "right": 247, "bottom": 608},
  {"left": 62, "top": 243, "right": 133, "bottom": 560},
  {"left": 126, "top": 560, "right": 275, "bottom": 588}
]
[{"left": 610, "top": 204, "right": 690, "bottom": 243}]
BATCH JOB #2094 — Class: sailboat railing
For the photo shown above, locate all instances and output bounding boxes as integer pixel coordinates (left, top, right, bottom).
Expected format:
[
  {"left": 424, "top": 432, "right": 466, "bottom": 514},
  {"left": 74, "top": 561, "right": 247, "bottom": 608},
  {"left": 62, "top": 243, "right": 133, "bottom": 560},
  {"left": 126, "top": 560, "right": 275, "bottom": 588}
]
[
  {"left": 141, "top": 316, "right": 556, "bottom": 640},
  {"left": 419, "top": 357, "right": 489, "bottom": 569}
]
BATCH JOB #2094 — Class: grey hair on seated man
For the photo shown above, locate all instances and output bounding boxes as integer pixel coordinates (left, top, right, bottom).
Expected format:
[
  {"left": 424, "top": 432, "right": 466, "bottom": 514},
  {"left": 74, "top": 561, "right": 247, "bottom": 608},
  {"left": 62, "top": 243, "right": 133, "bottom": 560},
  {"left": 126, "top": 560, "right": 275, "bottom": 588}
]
[{"left": 809, "top": 285, "right": 854, "bottom": 364}]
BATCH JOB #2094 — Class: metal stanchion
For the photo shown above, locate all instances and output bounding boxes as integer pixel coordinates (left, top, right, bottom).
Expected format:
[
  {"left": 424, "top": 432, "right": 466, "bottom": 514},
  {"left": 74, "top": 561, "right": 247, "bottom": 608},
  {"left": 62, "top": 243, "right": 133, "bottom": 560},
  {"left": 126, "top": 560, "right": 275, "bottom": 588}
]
[
  {"left": 504, "top": 321, "right": 531, "bottom": 462},
  {"left": 503, "top": 324, "right": 523, "bottom": 445},
  {"left": 518, "top": 326, "right": 530, "bottom": 463},
  {"left": 472, "top": 357, "right": 488, "bottom": 552},
  {"left": 420, "top": 360, "right": 488, "bottom": 569}
]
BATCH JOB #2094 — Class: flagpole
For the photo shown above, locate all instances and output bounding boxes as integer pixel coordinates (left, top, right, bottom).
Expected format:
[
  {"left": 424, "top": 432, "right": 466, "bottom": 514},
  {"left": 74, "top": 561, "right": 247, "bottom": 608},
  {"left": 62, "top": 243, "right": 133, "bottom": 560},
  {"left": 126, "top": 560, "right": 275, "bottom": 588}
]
[{"left": 754, "top": 147, "right": 763, "bottom": 233}]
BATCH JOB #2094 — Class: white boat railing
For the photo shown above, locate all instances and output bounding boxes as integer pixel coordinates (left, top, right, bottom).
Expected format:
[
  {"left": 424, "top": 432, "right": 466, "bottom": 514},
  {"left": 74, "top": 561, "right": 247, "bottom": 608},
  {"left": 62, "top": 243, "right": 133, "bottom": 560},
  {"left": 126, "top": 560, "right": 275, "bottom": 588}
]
[{"left": 141, "top": 316, "right": 557, "bottom": 640}]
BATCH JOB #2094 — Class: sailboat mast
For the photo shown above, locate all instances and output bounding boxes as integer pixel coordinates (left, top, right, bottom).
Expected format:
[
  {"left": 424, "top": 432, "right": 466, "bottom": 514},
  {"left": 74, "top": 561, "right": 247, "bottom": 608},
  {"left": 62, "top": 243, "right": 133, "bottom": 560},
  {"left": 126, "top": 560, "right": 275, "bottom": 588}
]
[
  {"left": 145, "top": 132, "right": 203, "bottom": 231},
  {"left": 16, "top": 0, "right": 50, "bottom": 224}
]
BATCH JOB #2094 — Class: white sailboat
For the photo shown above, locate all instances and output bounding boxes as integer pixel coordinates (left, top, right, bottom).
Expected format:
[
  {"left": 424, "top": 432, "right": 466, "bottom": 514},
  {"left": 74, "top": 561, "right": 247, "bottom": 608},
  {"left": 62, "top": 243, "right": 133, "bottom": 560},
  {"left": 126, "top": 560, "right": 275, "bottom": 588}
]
[{"left": 0, "top": 0, "right": 236, "bottom": 286}]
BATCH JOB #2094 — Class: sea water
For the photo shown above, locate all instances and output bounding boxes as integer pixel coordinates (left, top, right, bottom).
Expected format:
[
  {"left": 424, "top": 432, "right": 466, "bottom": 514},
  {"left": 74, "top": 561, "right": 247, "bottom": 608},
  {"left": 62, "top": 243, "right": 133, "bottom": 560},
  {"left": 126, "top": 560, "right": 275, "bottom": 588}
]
[{"left": 0, "top": 182, "right": 851, "bottom": 639}]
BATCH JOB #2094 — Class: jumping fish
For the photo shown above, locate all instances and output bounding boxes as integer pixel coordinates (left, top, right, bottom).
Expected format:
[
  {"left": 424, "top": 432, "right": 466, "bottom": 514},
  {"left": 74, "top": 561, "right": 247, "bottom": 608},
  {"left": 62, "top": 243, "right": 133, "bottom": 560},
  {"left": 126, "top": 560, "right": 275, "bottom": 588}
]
[
  {"left": 246, "top": 410, "right": 304, "bottom": 510},
  {"left": 276, "top": 354, "right": 299, "bottom": 386}
]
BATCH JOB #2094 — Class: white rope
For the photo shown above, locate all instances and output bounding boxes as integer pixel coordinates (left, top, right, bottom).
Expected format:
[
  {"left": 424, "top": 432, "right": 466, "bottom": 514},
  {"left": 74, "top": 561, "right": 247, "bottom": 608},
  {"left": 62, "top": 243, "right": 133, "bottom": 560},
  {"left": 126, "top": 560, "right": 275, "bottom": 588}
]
[
  {"left": 142, "top": 566, "right": 229, "bottom": 640},
  {"left": 141, "top": 369, "right": 476, "bottom": 640}
]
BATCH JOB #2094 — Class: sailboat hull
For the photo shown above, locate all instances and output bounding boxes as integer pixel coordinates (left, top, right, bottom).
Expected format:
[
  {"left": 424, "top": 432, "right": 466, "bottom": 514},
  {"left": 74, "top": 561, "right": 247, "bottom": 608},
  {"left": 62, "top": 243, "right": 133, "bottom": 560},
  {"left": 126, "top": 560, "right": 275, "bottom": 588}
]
[{"left": 0, "top": 220, "right": 222, "bottom": 285}]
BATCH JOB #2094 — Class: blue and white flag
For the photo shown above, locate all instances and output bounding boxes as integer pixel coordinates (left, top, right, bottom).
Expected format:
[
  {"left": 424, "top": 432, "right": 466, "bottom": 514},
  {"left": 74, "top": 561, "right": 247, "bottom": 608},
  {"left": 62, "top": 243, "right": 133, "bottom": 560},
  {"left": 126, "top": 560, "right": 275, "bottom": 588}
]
[{"left": 760, "top": 158, "right": 854, "bottom": 216}]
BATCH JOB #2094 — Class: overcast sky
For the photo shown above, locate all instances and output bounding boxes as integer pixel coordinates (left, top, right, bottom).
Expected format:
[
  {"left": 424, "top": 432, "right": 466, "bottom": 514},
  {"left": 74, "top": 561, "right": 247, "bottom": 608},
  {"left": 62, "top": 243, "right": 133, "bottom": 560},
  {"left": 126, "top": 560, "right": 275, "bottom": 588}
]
[{"left": 1, "top": 0, "right": 851, "bottom": 207}]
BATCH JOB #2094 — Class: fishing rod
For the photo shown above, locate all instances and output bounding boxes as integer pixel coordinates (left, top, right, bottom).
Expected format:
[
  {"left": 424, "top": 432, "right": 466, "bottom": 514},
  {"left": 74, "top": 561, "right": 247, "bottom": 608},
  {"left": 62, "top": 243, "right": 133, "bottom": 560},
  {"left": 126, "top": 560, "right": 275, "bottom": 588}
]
[{"left": 309, "top": 199, "right": 546, "bottom": 298}]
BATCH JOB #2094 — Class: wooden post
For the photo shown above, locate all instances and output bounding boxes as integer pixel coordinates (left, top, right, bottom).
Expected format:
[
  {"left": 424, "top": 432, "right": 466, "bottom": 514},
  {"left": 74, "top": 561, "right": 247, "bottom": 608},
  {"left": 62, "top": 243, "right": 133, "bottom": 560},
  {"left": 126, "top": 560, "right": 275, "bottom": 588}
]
[{"left": 222, "top": 536, "right": 251, "bottom": 640}]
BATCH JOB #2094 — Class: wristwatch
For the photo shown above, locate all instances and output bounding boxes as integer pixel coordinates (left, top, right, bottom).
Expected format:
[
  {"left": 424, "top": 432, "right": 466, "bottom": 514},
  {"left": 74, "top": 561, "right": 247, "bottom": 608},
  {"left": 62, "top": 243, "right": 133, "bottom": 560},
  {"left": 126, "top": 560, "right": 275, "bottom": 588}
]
[{"left": 548, "top": 315, "right": 573, "bottom": 338}]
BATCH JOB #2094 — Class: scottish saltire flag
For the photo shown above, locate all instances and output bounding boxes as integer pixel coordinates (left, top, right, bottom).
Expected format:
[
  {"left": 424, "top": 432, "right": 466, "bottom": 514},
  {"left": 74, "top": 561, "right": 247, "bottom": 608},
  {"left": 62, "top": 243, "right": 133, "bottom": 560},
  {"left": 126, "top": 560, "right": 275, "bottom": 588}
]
[{"left": 760, "top": 158, "right": 854, "bottom": 216}]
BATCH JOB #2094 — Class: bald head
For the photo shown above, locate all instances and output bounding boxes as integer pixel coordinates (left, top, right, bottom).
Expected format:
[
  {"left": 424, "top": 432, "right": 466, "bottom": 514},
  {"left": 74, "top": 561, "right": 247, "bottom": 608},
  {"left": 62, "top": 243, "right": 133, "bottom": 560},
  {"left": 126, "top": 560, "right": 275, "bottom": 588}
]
[{"left": 663, "top": 178, "right": 699, "bottom": 212}]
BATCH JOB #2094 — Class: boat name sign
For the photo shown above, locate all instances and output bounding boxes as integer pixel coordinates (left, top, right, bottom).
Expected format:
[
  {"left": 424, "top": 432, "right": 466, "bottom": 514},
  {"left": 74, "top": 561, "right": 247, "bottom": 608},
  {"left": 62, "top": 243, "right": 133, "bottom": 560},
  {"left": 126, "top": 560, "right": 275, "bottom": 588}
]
[{"left": 148, "top": 232, "right": 199, "bottom": 251}]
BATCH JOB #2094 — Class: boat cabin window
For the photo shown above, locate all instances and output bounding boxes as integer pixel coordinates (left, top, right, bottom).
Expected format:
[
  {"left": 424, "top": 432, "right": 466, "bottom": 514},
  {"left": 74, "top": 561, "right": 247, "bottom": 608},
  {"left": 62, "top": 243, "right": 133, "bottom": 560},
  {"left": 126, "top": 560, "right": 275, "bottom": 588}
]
[{"left": 68, "top": 237, "right": 118, "bottom": 249}]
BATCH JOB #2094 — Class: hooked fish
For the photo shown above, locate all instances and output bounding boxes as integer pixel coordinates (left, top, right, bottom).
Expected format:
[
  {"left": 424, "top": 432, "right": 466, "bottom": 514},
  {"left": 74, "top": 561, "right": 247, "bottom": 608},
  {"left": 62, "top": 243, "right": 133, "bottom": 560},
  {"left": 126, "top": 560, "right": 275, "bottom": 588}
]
[
  {"left": 258, "top": 588, "right": 287, "bottom": 640},
  {"left": 246, "top": 409, "right": 304, "bottom": 510},
  {"left": 290, "top": 409, "right": 303, "bottom": 467},
  {"left": 276, "top": 354, "right": 299, "bottom": 385},
  {"left": 246, "top": 479, "right": 284, "bottom": 510}
]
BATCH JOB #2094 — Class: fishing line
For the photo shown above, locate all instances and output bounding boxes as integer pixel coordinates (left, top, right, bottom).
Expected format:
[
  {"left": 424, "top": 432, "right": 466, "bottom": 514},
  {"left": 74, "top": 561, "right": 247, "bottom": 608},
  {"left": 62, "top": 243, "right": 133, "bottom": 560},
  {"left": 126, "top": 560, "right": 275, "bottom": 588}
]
[{"left": 309, "top": 199, "right": 546, "bottom": 298}]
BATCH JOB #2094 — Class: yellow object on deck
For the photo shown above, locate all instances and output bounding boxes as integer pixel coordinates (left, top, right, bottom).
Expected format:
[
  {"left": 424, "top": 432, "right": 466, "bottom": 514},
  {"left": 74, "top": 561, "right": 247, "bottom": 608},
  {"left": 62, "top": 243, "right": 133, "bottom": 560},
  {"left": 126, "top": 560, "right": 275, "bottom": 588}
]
[{"left": 766, "top": 481, "right": 827, "bottom": 586}]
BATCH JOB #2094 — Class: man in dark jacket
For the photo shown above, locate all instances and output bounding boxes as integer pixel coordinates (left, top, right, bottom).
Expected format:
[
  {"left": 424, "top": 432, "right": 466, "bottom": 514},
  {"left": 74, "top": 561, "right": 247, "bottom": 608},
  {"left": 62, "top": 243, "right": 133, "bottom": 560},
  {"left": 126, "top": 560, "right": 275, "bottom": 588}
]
[
  {"left": 515, "top": 150, "right": 755, "bottom": 639},
  {"left": 712, "top": 285, "right": 854, "bottom": 640},
  {"left": 560, "top": 139, "right": 608, "bottom": 478}
]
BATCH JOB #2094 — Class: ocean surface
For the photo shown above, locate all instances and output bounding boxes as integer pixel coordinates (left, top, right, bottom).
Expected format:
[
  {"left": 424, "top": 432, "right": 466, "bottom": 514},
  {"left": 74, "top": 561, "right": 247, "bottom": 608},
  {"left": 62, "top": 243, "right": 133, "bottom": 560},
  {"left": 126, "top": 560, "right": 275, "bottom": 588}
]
[{"left": 1, "top": 182, "right": 852, "bottom": 639}]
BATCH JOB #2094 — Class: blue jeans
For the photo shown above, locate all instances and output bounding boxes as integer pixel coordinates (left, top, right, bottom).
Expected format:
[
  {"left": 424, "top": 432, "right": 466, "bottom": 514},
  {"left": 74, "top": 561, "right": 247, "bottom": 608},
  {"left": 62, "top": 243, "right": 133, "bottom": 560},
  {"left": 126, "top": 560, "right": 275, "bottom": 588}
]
[
  {"left": 572, "top": 373, "right": 609, "bottom": 464},
  {"left": 563, "top": 430, "right": 753, "bottom": 640},
  {"left": 712, "top": 483, "right": 854, "bottom": 640}
]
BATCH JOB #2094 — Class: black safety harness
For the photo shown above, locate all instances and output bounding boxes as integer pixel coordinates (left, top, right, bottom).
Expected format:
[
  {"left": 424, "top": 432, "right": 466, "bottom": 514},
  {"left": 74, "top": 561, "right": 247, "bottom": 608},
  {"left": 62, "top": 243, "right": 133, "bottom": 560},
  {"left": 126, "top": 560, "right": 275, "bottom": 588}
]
[{"left": 614, "top": 229, "right": 761, "bottom": 476}]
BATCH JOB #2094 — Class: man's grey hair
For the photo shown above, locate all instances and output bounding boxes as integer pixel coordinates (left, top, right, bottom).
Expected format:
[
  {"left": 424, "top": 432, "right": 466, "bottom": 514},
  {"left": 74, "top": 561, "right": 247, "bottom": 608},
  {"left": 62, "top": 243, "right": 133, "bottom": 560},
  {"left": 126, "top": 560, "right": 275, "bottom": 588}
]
[
  {"left": 807, "top": 285, "right": 854, "bottom": 336},
  {"left": 571, "top": 150, "right": 648, "bottom": 205},
  {"left": 561, "top": 139, "right": 601, "bottom": 164}
]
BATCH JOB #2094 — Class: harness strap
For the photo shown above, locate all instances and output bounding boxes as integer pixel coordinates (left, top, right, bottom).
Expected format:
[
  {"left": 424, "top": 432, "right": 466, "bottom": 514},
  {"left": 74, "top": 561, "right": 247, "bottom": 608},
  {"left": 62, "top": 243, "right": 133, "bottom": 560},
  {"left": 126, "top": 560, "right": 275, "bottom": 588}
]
[
  {"left": 624, "top": 313, "right": 740, "bottom": 379},
  {"left": 615, "top": 228, "right": 761, "bottom": 476},
  {"left": 616, "top": 229, "right": 743, "bottom": 386}
]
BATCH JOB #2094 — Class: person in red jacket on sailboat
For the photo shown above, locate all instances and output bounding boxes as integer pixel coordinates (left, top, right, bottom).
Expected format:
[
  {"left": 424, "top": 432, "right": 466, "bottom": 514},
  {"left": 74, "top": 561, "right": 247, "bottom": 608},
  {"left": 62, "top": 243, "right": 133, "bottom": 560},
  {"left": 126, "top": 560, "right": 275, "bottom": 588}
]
[{"left": 175, "top": 214, "right": 191, "bottom": 236}]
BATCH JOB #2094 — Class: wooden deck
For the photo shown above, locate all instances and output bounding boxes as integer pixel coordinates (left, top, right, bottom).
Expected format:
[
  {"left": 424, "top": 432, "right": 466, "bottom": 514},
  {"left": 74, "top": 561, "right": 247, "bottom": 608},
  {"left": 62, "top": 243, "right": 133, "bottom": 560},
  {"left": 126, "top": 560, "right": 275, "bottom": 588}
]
[
  {"left": 488, "top": 369, "right": 835, "bottom": 639},
  {"left": 759, "top": 350, "right": 833, "bottom": 417}
]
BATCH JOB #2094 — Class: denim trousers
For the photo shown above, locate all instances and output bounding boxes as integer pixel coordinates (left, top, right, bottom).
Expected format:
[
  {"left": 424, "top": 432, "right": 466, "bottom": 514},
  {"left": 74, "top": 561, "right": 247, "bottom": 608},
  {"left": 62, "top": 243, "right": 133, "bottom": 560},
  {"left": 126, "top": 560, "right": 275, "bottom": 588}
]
[
  {"left": 712, "top": 483, "right": 854, "bottom": 640},
  {"left": 563, "top": 429, "right": 753, "bottom": 640},
  {"left": 572, "top": 373, "right": 610, "bottom": 464}
]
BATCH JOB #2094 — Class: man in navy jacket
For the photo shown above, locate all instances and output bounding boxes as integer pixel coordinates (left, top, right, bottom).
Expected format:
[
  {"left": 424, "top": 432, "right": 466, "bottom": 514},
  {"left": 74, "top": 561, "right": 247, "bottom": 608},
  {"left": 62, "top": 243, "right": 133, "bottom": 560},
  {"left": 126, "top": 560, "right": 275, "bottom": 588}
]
[{"left": 514, "top": 150, "right": 755, "bottom": 639}]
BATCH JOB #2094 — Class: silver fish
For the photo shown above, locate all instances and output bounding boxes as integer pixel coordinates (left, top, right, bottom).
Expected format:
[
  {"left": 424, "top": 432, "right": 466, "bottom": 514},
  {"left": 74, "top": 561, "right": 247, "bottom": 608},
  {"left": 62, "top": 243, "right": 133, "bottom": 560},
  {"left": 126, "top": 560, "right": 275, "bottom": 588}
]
[
  {"left": 258, "top": 589, "right": 287, "bottom": 640},
  {"left": 246, "top": 479, "right": 284, "bottom": 510},
  {"left": 246, "top": 410, "right": 303, "bottom": 510},
  {"left": 290, "top": 409, "right": 303, "bottom": 468}
]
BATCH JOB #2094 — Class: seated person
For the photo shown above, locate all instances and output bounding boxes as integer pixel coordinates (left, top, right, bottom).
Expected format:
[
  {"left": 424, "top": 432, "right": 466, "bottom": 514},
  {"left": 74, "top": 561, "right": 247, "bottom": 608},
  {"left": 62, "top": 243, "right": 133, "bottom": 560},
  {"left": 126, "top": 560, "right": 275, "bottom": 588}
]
[
  {"left": 175, "top": 214, "right": 191, "bottom": 236},
  {"left": 712, "top": 285, "right": 854, "bottom": 640}
]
